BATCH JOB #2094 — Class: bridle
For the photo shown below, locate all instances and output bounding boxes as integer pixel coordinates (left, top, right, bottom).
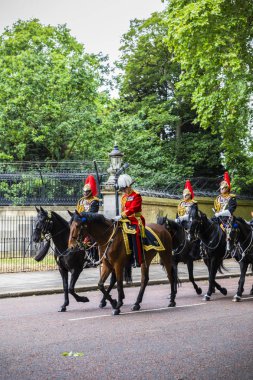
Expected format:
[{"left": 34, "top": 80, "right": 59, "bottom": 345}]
[
  {"left": 34, "top": 214, "right": 53, "bottom": 242},
  {"left": 70, "top": 216, "right": 120, "bottom": 265},
  {"left": 189, "top": 214, "right": 224, "bottom": 252},
  {"left": 165, "top": 217, "right": 189, "bottom": 255},
  {"left": 230, "top": 221, "right": 253, "bottom": 261}
]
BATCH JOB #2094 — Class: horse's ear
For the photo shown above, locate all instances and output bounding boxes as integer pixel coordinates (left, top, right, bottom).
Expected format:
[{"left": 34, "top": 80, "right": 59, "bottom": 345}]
[
  {"left": 40, "top": 206, "right": 45, "bottom": 212},
  {"left": 75, "top": 209, "right": 82, "bottom": 217},
  {"left": 67, "top": 210, "right": 74, "bottom": 217},
  {"left": 35, "top": 206, "right": 40, "bottom": 212}
]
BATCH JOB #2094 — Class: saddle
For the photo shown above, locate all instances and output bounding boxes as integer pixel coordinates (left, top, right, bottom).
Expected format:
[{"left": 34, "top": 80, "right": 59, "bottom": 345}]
[{"left": 120, "top": 220, "right": 165, "bottom": 266}]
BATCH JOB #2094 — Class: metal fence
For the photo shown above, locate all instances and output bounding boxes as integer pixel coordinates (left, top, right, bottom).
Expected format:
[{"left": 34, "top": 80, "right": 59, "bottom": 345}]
[
  {"left": 0, "top": 160, "right": 109, "bottom": 205},
  {"left": 0, "top": 216, "right": 57, "bottom": 273}
]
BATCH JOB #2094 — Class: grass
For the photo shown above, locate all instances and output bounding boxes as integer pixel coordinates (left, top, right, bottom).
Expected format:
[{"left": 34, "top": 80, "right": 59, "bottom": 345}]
[{"left": 0, "top": 256, "right": 58, "bottom": 273}]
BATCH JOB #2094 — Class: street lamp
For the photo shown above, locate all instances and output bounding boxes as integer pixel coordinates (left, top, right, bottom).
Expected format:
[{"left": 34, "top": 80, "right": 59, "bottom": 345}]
[
  {"left": 109, "top": 144, "right": 124, "bottom": 171},
  {"left": 104, "top": 143, "right": 129, "bottom": 215},
  {"left": 105, "top": 143, "right": 124, "bottom": 189}
]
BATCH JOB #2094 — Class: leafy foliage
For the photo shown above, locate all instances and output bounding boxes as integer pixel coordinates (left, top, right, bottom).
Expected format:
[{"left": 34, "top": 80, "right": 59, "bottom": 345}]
[
  {"left": 113, "top": 11, "right": 223, "bottom": 189},
  {"left": 0, "top": 19, "right": 106, "bottom": 161},
  {"left": 164, "top": 0, "right": 253, "bottom": 191}
]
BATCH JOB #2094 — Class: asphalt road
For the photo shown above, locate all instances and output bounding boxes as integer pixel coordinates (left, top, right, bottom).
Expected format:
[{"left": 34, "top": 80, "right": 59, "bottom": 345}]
[{"left": 0, "top": 277, "right": 253, "bottom": 380}]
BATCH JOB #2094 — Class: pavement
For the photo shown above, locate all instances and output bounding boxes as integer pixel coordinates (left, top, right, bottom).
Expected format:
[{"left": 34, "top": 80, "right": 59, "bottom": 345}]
[{"left": 0, "top": 258, "right": 252, "bottom": 299}]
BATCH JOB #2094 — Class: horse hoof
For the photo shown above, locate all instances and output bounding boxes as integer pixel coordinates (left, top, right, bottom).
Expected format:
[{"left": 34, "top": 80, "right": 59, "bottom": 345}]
[
  {"left": 250, "top": 289, "right": 253, "bottom": 296},
  {"left": 59, "top": 307, "right": 67, "bottom": 312},
  {"left": 168, "top": 301, "right": 176, "bottom": 307},
  {"left": 99, "top": 300, "right": 107, "bottom": 308},
  {"left": 80, "top": 297, "right": 89, "bottom": 303},
  {"left": 112, "top": 309, "right": 120, "bottom": 316},
  {"left": 202, "top": 294, "right": 211, "bottom": 301},
  {"left": 220, "top": 288, "right": 227, "bottom": 296},
  {"left": 131, "top": 304, "right": 140, "bottom": 311},
  {"left": 196, "top": 288, "right": 202, "bottom": 295},
  {"left": 111, "top": 300, "right": 118, "bottom": 309},
  {"left": 233, "top": 295, "right": 241, "bottom": 302}
]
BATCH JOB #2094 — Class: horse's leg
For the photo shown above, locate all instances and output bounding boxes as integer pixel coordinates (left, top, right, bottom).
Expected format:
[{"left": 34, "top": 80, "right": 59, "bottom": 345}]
[
  {"left": 203, "top": 256, "right": 219, "bottom": 301},
  {"left": 131, "top": 256, "right": 153, "bottom": 311},
  {"left": 69, "top": 267, "right": 89, "bottom": 304},
  {"left": 58, "top": 266, "right": 69, "bottom": 312},
  {"left": 233, "top": 261, "right": 248, "bottom": 302},
  {"left": 187, "top": 258, "right": 202, "bottom": 295},
  {"left": 99, "top": 270, "right": 117, "bottom": 308},
  {"left": 204, "top": 258, "right": 227, "bottom": 295},
  {"left": 98, "top": 261, "right": 118, "bottom": 310},
  {"left": 112, "top": 264, "right": 125, "bottom": 315},
  {"left": 250, "top": 283, "right": 253, "bottom": 296}
]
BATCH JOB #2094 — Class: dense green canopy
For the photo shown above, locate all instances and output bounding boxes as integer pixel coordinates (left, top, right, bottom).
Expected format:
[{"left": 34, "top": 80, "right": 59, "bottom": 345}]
[
  {"left": 0, "top": 19, "right": 106, "bottom": 161},
  {"left": 164, "top": 0, "right": 253, "bottom": 191},
  {"left": 0, "top": 8, "right": 252, "bottom": 195}
]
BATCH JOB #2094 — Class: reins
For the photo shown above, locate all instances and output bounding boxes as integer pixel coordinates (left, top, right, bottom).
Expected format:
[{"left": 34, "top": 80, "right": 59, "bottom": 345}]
[
  {"left": 196, "top": 218, "right": 224, "bottom": 251},
  {"left": 232, "top": 226, "right": 253, "bottom": 262}
]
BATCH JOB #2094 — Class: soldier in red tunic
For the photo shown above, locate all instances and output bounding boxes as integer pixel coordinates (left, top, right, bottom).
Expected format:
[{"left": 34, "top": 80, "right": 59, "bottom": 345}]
[{"left": 115, "top": 174, "right": 145, "bottom": 266}]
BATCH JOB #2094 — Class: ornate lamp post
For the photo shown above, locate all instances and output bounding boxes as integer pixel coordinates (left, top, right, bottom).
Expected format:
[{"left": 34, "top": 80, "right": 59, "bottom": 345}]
[
  {"left": 103, "top": 144, "right": 129, "bottom": 217},
  {"left": 105, "top": 144, "right": 124, "bottom": 190}
]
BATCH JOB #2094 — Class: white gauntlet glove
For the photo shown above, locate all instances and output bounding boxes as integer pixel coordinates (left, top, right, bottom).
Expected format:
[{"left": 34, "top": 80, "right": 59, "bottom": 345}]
[
  {"left": 179, "top": 214, "right": 189, "bottom": 222},
  {"left": 114, "top": 215, "right": 122, "bottom": 221},
  {"left": 215, "top": 210, "right": 231, "bottom": 218}
]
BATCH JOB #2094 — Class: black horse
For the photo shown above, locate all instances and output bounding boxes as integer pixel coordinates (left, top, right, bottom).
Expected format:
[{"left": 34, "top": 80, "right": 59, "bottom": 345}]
[
  {"left": 188, "top": 208, "right": 228, "bottom": 301},
  {"left": 33, "top": 207, "right": 131, "bottom": 312},
  {"left": 229, "top": 216, "right": 253, "bottom": 301},
  {"left": 33, "top": 207, "right": 90, "bottom": 311},
  {"left": 157, "top": 216, "right": 226, "bottom": 296},
  {"left": 157, "top": 216, "right": 202, "bottom": 295}
]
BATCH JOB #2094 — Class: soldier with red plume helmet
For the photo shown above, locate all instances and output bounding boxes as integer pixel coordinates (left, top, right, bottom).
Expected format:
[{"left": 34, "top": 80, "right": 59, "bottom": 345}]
[
  {"left": 76, "top": 175, "right": 99, "bottom": 214},
  {"left": 214, "top": 171, "right": 237, "bottom": 218},
  {"left": 176, "top": 179, "right": 198, "bottom": 225}
]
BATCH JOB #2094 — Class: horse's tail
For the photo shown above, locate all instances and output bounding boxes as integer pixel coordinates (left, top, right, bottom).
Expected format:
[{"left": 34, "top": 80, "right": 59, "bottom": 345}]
[
  {"left": 217, "top": 261, "right": 228, "bottom": 274},
  {"left": 123, "top": 261, "right": 132, "bottom": 284},
  {"left": 172, "top": 263, "right": 181, "bottom": 288}
]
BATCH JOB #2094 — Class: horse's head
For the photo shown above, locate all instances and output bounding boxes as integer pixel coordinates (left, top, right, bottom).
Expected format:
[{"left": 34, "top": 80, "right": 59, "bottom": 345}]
[
  {"left": 228, "top": 217, "right": 251, "bottom": 255},
  {"left": 68, "top": 210, "right": 87, "bottom": 249},
  {"left": 33, "top": 206, "right": 53, "bottom": 243},
  {"left": 188, "top": 207, "right": 204, "bottom": 242}
]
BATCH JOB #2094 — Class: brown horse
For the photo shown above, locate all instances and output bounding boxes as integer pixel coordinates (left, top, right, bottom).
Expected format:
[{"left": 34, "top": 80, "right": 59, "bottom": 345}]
[{"left": 68, "top": 211, "right": 177, "bottom": 315}]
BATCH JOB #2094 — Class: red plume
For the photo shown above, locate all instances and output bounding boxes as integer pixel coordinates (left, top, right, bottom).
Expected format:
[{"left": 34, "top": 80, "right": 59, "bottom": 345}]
[
  {"left": 84, "top": 175, "right": 98, "bottom": 197},
  {"left": 184, "top": 179, "right": 194, "bottom": 199},
  {"left": 224, "top": 171, "right": 231, "bottom": 189}
]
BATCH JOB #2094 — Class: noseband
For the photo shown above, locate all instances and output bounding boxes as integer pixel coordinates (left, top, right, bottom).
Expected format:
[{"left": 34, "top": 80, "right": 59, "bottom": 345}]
[{"left": 34, "top": 215, "right": 53, "bottom": 241}]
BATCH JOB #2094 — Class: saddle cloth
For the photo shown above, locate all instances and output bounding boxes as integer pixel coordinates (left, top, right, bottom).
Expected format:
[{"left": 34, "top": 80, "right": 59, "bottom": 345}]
[{"left": 121, "top": 221, "right": 165, "bottom": 256}]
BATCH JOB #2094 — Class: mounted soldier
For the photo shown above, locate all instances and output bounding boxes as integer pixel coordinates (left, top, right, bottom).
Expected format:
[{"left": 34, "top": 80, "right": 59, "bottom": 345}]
[
  {"left": 213, "top": 171, "right": 237, "bottom": 222},
  {"left": 114, "top": 174, "right": 145, "bottom": 267},
  {"left": 76, "top": 175, "right": 99, "bottom": 264},
  {"left": 176, "top": 180, "right": 198, "bottom": 229},
  {"left": 76, "top": 175, "right": 99, "bottom": 214}
]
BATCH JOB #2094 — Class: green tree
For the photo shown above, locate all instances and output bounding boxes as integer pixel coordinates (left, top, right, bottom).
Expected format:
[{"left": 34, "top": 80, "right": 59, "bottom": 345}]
[
  {"left": 113, "top": 11, "right": 223, "bottom": 189},
  {"left": 0, "top": 19, "right": 105, "bottom": 161},
  {"left": 165, "top": 0, "right": 253, "bottom": 191}
]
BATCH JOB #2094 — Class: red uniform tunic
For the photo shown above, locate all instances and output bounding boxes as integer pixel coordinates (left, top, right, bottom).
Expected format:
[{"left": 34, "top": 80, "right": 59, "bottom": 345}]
[
  {"left": 120, "top": 190, "right": 145, "bottom": 265},
  {"left": 121, "top": 190, "right": 145, "bottom": 226}
]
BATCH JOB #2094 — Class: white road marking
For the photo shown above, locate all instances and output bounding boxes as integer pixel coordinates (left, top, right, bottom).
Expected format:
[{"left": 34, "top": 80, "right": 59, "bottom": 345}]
[{"left": 69, "top": 302, "right": 207, "bottom": 321}]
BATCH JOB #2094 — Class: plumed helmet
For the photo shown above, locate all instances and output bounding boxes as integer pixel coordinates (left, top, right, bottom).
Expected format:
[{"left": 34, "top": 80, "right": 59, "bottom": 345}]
[
  {"left": 220, "top": 171, "right": 231, "bottom": 190},
  {"left": 118, "top": 174, "right": 134, "bottom": 190},
  {"left": 83, "top": 175, "right": 98, "bottom": 198},
  {"left": 183, "top": 179, "right": 194, "bottom": 199}
]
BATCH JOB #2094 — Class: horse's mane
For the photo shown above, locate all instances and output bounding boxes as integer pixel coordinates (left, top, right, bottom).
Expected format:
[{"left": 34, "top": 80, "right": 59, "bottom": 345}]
[
  {"left": 78, "top": 212, "right": 109, "bottom": 224},
  {"left": 51, "top": 211, "right": 70, "bottom": 229}
]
